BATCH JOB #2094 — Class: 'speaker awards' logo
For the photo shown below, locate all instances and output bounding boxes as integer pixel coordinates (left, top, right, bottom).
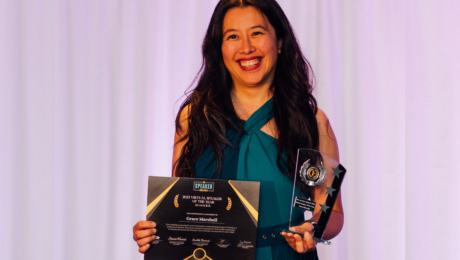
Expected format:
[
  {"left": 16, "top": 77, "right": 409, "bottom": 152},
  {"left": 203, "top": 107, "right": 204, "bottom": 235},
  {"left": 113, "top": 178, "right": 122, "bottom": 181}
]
[{"left": 193, "top": 181, "right": 215, "bottom": 192}]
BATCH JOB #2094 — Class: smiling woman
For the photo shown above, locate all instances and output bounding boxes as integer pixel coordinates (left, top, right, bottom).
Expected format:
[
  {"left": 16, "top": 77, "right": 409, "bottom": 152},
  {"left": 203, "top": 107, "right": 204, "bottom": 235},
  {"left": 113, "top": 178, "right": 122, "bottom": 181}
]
[
  {"left": 221, "top": 6, "right": 281, "bottom": 89},
  {"left": 132, "top": 1, "right": 344, "bottom": 259}
]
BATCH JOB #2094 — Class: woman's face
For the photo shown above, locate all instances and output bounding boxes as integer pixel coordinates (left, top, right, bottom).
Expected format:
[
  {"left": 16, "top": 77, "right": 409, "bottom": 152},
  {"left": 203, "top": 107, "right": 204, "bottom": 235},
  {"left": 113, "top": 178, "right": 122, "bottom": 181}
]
[{"left": 222, "top": 6, "right": 281, "bottom": 88}]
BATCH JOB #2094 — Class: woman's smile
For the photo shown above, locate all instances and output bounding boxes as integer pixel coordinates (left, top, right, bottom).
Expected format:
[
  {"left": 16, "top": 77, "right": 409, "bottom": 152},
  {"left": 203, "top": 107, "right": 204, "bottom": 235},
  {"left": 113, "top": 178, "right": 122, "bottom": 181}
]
[{"left": 238, "top": 57, "right": 262, "bottom": 70}]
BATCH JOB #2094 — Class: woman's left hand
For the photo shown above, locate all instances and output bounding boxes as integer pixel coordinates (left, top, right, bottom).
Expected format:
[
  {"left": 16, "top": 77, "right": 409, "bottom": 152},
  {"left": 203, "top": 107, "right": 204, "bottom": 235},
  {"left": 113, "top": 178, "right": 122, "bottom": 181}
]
[{"left": 281, "top": 222, "right": 317, "bottom": 253}]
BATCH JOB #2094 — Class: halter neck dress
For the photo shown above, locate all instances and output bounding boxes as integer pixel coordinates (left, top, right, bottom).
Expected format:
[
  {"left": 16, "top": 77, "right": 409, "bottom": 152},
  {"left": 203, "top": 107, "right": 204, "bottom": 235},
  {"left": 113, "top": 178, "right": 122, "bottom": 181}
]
[{"left": 195, "top": 98, "right": 319, "bottom": 260}]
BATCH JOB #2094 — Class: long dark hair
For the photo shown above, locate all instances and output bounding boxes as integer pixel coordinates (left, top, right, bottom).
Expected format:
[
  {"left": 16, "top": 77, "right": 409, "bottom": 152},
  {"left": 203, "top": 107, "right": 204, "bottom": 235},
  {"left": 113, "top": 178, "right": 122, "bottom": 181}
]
[{"left": 174, "top": 0, "right": 319, "bottom": 179}]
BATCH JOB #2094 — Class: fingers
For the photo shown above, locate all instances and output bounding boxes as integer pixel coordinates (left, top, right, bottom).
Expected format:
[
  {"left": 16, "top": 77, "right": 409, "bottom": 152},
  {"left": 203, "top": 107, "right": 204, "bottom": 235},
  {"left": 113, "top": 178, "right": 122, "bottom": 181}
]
[
  {"left": 137, "top": 234, "right": 156, "bottom": 249},
  {"left": 133, "top": 221, "right": 156, "bottom": 240},
  {"left": 280, "top": 230, "right": 317, "bottom": 253},
  {"left": 303, "top": 231, "right": 318, "bottom": 252},
  {"left": 133, "top": 220, "right": 157, "bottom": 254},
  {"left": 138, "top": 243, "right": 150, "bottom": 254},
  {"left": 294, "top": 234, "right": 306, "bottom": 253},
  {"left": 134, "top": 228, "right": 157, "bottom": 241},
  {"left": 280, "top": 232, "right": 298, "bottom": 251},
  {"left": 289, "top": 223, "right": 314, "bottom": 234},
  {"left": 133, "top": 221, "right": 156, "bottom": 232},
  {"left": 303, "top": 223, "right": 315, "bottom": 232}
]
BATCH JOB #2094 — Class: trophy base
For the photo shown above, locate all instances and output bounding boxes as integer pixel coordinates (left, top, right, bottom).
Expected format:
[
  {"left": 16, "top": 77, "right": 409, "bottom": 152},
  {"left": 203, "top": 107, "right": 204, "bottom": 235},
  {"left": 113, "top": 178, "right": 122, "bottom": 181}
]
[
  {"left": 276, "top": 229, "right": 332, "bottom": 245},
  {"left": 312, "top": 237, "right": 332, "bottom": 245}
]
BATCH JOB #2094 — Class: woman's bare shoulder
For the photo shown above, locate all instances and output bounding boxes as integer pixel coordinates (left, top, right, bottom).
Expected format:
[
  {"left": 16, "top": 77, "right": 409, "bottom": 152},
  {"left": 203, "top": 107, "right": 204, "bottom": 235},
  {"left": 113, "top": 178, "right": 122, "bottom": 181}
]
[
  {"left": 316, "top": 108, "right": 328, "bottom": 124},
  {"left": 173, "top": 104, "right": 192, "bottom": 177},
  {"left": 176, "top": 104, "right": 192, "bottom": 134},
  {"left": 316, "top": 108, "right": 340, "bottom": 161}
]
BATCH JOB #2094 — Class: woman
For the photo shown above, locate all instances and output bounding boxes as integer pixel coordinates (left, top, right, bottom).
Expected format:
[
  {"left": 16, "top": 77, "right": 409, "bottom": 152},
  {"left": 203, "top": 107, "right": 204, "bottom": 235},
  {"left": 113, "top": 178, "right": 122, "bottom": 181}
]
[{"left": 133, "top": 0, "right": 344, "bottom": 259}]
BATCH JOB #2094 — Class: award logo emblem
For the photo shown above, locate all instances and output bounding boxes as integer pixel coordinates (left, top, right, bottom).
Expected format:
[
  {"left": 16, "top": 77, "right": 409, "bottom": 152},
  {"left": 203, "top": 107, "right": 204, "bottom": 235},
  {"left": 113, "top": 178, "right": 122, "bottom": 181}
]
[
  {"left": 299, "top": 159, "right": 326, "bottom": 186},
  {"left": 193, "top": 181, "right": 215, "bottom": 192}
]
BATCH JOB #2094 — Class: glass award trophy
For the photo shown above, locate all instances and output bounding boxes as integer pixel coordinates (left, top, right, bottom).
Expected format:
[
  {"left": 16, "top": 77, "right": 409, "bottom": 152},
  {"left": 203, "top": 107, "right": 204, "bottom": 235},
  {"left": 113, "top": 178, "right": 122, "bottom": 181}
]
[{"left": 279, "top": 148, "right": 346, "bottom": 245}]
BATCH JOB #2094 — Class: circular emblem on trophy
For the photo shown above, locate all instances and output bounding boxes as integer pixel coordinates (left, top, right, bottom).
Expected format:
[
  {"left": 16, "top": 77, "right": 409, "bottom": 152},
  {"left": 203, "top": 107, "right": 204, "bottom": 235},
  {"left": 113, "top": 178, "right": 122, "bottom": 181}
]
[
  {"left": 307, "top": 168, "right": 319, "bottom": 179},
  {"left": 300, "top": 159, "right": 326, "bottom": 186}
]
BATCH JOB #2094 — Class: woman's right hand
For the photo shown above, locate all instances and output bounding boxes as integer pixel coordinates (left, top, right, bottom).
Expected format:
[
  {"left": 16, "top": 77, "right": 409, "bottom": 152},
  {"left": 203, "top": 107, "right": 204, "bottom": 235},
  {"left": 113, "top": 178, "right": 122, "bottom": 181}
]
[{"left": 133, "top": 221, "right": 157, "bottom": 253}]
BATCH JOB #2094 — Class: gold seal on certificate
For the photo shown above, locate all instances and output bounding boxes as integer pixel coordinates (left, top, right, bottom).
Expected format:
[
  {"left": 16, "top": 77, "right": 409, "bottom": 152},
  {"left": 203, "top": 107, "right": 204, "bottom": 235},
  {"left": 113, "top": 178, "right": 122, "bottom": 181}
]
[{"left": 145, "top": 177, "right": 260, "bottom": 260}]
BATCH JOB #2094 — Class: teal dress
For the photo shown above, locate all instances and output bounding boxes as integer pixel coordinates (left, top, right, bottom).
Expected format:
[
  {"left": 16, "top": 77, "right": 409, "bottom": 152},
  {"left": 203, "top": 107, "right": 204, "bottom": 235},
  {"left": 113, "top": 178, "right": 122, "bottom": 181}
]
[{"left": 195, "top": 98, "right": 319, "bottom": 260}]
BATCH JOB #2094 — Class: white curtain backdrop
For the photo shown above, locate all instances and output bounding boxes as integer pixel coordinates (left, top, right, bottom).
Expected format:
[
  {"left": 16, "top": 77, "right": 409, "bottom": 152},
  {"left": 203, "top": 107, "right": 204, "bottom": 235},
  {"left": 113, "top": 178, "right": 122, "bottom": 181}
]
[
  {"left": 405, "top": 0, "right": 460, "bottom": 259},
  {"left": 0, "top": 0, "right": 458, "bottom": 259}
]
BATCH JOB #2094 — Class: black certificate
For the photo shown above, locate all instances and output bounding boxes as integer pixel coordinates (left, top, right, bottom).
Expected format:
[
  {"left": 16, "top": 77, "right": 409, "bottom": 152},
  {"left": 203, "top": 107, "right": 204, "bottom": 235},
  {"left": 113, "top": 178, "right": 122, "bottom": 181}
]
[{"left": 145, "top": 177, "right": 260, "bottom": 260}]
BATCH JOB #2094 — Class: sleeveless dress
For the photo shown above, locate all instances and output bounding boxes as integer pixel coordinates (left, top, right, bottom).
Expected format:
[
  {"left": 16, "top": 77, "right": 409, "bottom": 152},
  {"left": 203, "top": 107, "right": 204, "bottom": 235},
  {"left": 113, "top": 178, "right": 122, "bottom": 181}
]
[{"left": 195, "top": 98, "right": 319, "bottom": 260}]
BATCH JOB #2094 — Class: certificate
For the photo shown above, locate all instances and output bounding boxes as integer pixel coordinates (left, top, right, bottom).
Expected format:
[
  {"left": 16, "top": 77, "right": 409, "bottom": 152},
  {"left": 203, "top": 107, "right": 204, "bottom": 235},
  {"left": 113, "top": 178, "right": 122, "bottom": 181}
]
[{"left": 145, "top": 177, "right": 260, "bottom": 260}]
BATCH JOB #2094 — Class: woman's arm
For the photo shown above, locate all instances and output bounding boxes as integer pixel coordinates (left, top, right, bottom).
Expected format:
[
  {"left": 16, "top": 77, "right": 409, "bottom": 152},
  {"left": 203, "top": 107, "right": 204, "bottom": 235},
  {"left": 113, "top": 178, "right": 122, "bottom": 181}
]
[
  {"left": 309, "top": 108, "right": 344, "bottom": 240},
  {"left": 282, "top": 109, "right": 345, "bottom": 252},
  {"left": 133, "top": 105, "right": 191, "bottom": 253},
  {"left": 172, "top": 104, "right": 191, "bottom": 177}
]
